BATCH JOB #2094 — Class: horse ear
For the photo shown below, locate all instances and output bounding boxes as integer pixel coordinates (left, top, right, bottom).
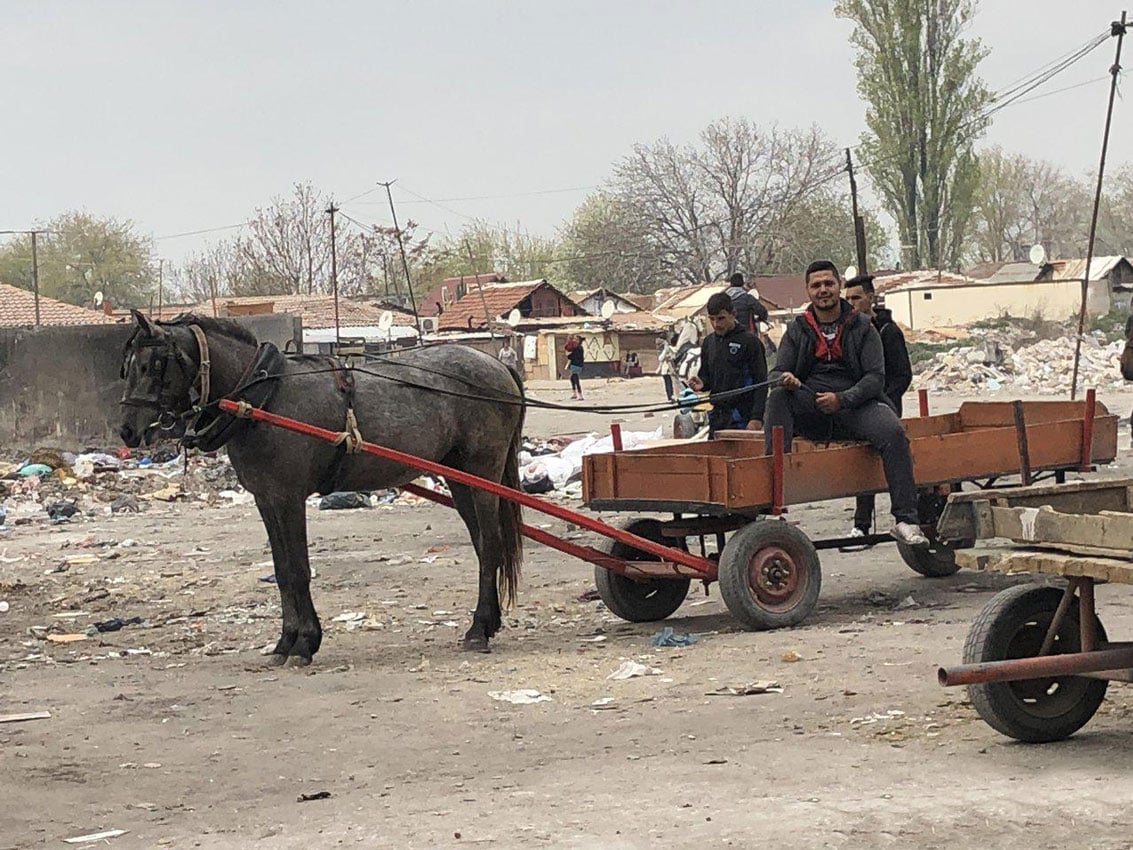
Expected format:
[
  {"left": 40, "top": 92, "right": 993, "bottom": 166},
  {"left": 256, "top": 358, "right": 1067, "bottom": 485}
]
[{"left": 131, "top": 308, "right": 165, "bottom": 339}]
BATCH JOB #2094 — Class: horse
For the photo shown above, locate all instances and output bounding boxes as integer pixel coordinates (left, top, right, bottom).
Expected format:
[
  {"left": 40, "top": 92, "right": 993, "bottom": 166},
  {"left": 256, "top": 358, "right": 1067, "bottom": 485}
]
[{"left": 118, "top": 310, "right": 525, "bottom": 665}]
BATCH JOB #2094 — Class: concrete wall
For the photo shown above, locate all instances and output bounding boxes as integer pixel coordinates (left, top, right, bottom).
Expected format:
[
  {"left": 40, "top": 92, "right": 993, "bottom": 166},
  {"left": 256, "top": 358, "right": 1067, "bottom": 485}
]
[
  {"left": 0, "top": 314, "right": 298, "bottom": 450},
  {"left": 885, "top": 279, "right": 1110, "bottom": 330}
]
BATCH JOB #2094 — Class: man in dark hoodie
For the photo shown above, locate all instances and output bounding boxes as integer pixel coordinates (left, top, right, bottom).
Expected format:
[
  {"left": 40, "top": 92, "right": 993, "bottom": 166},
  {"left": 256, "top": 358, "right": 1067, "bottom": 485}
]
[
  {"left": 689, "top": 291, "right": 768, "bottom": 437},
  {"left": 724, "top": 272, "right": 769, "bottom": 334},
  {"left": 843, "top": 273, "right": 914, "bottom": 544},
  {"left": 764, "top": 260, "right": 926, "bottom": 546}
]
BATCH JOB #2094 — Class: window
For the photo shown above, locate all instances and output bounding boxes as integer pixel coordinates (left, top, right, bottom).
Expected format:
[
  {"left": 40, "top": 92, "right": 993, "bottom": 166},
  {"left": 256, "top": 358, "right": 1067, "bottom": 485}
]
[{"left": 923, "top": 292, "right": 933, "bottom": 300}]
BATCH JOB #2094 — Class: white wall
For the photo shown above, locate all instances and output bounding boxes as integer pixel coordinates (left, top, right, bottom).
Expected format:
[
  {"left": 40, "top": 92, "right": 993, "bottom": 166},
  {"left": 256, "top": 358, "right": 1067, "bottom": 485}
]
[{"left": 885, "top": 279, "right": 1111, "bottom": 330}]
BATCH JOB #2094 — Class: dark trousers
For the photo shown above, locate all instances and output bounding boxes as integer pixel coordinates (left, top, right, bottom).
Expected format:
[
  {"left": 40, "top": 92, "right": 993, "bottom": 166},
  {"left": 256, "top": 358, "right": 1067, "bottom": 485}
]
[
  {"left": 662, "top": 374, "right": 675, "bottom": 400},
  {"left": 708, "top": 407, "right": 749, "bottom": 439},
  {"left": 763, "top": 388, "right": 918, "bottom": 524},
  {"left": 854, "top": 395, "right": 903, "bottom": 530}
]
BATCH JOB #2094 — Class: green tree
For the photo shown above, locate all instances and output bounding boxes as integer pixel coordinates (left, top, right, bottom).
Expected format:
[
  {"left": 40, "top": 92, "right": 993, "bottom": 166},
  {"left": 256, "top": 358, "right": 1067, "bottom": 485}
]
[
  {"left": 836, "top": 0, "right": 992, "bottom": 270},
  {"left": 557, "top": 192, "right": 662, "bottom": 294},
  {"left": 0, "top": 211, "right": 156, "bottom": 308}
]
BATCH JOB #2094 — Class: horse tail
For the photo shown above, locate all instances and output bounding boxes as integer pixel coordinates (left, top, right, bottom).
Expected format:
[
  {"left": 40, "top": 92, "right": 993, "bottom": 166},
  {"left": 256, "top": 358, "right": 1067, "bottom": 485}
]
[{"left": 498, "top": 366, "right": 526, "bottom": 608}]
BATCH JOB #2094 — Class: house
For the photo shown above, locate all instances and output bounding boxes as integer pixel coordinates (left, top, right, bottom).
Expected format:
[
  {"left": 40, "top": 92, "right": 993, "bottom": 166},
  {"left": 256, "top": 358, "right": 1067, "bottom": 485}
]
[
  {"left": 652, "top": 281, "right": 782, "bottom": 320},
  {"left": 419, "top": 273, "right": 506, "bottom": 318},
  {"left": 436, "top": 280, "right": 583, "bottom": 332},
  {"left": 566, "top": 288, "right": 642, "bottom": 316},
  {"left": 0, "top": 282, "right": 117, "bottom": 327},
  {"left": 750, "top": 274, "right": 807, "bottom": 311}
]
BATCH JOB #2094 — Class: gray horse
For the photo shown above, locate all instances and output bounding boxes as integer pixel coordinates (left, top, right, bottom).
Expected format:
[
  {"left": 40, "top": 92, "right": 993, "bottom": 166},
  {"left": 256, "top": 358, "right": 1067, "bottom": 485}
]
[{"left": 118, "top": 311, "right": 525, "bottom": 664}]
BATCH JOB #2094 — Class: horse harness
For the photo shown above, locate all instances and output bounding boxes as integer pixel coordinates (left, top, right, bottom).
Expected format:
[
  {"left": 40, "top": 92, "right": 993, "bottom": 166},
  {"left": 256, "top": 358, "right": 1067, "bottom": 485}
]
[{"left": 125, "top": 322, "right": 367, "bottom": 489}]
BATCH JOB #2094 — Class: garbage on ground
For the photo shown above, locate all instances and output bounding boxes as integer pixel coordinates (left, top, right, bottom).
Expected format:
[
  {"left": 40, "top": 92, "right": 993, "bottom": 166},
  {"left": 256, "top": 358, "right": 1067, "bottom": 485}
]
[
  {"left": 894, "top": 595, "right": 919, "bottom": 611},
  {"left": 297, "top": 791, "right": 332, "bottom": 803},
  {"left": 110, "top": 495, "right": 141, "bottom": 513},
  {"left": 64, "top": 829, "right": 129, "bottom": 844},
  {"left": 0, "top": 711, "right": 51, "bottom": 724},
  {"left": 649, "top": 626, "right": 697, "bottom": 647},
  {"left": 318, "top": 491, "right": 372, "bottom": 510},
  {"left": 607, "top": 660, "right": 663, "bottom": 680},
  {"left": 519, "top": 428, "right": 663, "bottom": 494},
  {"left": 90, "top": 616, "right": 146, "bottom": 634},
  {"left": 706, "top": 681, "right": 784, "bottom": 696},
  {"left": 18, "top": 463, "right": 52, "bottom": 478},
  {"left": 45, "top": 500, "right": 78, "bottom": 522},
  {"left": 488, "top": 689, "right": 552, "bottom": 704},
  {"left": 590, "top": 697, "right": 616, "bottom": 710},
  {"left": 0, "top": 601, "right": 8, "bottom": 613}
]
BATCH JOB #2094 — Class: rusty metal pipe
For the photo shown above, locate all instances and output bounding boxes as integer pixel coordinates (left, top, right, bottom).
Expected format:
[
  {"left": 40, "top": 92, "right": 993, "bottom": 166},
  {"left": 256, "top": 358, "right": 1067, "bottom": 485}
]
[{"left": 938, "top": 645, "right": 1133, "bottom": 687}]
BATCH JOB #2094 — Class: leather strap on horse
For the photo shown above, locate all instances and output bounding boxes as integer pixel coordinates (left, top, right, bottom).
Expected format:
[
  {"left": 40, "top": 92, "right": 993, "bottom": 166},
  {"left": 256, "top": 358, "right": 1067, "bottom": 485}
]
[
  {"left": 332, "top": 406, "right": 365, "bottom": 454},
  {"left": 188, "top": 324, "right": 211, "bottom": 406}
]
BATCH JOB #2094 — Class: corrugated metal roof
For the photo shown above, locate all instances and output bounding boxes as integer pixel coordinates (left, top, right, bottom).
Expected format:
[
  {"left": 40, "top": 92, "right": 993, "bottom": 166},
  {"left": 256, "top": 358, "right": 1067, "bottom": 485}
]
[
  {"left": 874, "top": 270, "right": 982, "bottom": 293},
  {"left": 984, "top": 261, "right": 1045, "bottom": 284},
  {"left": 0, "top": 282, "right": 117, "bottom": 327},
  {"left": 1049, "top": 256, "right": 1127, "bottom": 282}
]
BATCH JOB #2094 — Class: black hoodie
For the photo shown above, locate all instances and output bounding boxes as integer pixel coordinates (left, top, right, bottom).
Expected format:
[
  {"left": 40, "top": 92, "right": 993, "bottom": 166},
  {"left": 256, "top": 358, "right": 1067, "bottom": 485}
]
[{"left": 873, "top": 307, "right": 912, "bottom": 414}]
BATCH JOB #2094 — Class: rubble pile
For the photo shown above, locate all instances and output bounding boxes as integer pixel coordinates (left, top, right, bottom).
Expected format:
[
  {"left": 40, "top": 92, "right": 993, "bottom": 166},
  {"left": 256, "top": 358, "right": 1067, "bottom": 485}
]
[{"left": 915, "top": 332, "right": 1125, "bottom": 394}]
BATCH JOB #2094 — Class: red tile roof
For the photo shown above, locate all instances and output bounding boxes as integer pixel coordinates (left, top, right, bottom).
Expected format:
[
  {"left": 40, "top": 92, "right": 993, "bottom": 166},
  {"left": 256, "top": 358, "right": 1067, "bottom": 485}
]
[
  {"left": 437, "top": 280, "right": 582, "bottom": 331},
  {"left": 750, "top": 274, "right": 808, "bottom": 310},
  {"left": 196, "top": 294, "right": 419, "bottom": 329},
  {"left": 0, "top": 282, "right": 117, "bottom": 327},
  {"left": 420, "top": 273, "right": 505, "bottom": 318}
]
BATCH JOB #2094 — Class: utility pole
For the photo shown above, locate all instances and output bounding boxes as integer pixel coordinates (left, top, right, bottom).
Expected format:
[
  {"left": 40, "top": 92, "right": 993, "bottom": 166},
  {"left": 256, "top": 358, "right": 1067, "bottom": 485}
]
[
  {"left": 846, "top": 148, "right": 868, "bottom": 275},
  {"left": 156, "top": 258, "right": 164, "bottom": 319},
  {"left": 381, "top": 181, "right": 423, "bottom": 339},
  {"left": 30, "top": 230, "right": 41, "bottom": 325},
  {"left": 1071, "top": 11, "right": 1128, "bottom": 400},
  {"left": 327, "top": 201, "right": 341, "bottom": 349}
]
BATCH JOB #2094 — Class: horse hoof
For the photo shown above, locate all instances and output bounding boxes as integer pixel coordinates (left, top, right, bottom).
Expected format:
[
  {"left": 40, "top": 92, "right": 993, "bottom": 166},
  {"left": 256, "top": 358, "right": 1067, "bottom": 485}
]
[
  {"left": 265, "top": 653, "right": 288, "bottom": 667},
  {"left": 462, "top": 637, "right": 492, "bottom": 654},
  {"left": 285, "top": 655, "right": 312, "bottom": 668}
]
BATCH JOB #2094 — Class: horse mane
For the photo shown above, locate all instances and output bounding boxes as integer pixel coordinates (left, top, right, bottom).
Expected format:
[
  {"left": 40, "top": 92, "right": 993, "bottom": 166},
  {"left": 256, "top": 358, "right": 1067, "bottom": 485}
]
[{"left": 161, "top": 312, "right": 259, "bottom": 346}]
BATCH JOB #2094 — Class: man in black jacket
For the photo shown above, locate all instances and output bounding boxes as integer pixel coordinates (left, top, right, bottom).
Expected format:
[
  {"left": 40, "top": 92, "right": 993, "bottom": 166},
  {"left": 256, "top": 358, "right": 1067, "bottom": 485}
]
[
  {"left": 689, "top": 292, "right": 767, "bottom": 437},
  {"left": 844, "top": 273, "right": 914, "bottom": 542},
  {"left": 764, "top": 260, "right": 926, "bottom": 546}
]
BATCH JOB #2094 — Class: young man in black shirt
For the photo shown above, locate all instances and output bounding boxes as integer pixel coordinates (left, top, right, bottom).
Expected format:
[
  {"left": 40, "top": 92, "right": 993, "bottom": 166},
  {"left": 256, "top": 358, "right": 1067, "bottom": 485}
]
[
  {"left": 689, "top": 292, "right": 768, "bottom": 437},
  {"left": 844, "top": 273, "right": 913, "bottom": 543},
  {"left": 764, "top": 261, "right": 927, "bottom": 547}
]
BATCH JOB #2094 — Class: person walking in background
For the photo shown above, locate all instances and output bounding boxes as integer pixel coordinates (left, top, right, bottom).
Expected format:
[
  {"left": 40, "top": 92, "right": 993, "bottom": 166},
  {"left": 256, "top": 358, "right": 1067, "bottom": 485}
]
[
  {"left": 565, "top": 334, "right": 585, "bottom": 400},
  {"left": 843, "top": 273, "right": 913, "bottom": 545},
  {"left": 724, "top": 272, "right": 769, "bottom": 333},
  {"left": 657, "top": 334, "right": 679, "bottom": 401},
  {"left": 497, "top": 336, "right": 522, "bottom": 386}
]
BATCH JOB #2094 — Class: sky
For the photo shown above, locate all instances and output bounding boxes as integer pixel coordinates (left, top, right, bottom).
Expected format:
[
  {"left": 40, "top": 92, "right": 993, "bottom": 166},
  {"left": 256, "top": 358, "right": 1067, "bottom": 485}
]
[{"left": 2, "top": 1, "right": 1130, "bottom": 266}]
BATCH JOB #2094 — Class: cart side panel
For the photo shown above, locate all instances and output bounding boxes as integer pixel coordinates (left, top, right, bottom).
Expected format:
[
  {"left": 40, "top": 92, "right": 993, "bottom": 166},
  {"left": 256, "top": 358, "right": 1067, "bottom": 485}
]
[
  {"left": 583, "top": 451, "right": 730, "bottom": 504},
  {"left": 957, "top": 400, "right": 1111, "bottom": 430}
]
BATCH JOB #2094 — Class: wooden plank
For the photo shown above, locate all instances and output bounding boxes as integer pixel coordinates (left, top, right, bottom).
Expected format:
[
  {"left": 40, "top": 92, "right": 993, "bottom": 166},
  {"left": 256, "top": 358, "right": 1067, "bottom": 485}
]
[
  {"left": 958, "top": 400, "right": 1112, "bottom": 429},
  {"left": 955, "top": 546, "right": 1133, "bottom": 583},
  {"left": 0, "top": 711, "right": 51, "bottom": 724},
  {"left": 988, "top": 504, "right": 1133, "bottom": 552}
]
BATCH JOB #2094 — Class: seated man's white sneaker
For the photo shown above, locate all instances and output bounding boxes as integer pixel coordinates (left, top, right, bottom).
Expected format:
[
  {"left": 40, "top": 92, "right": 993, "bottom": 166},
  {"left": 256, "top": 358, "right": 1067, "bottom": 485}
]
[{"left": 891, "top": 522, "right": 929, "bottom": 547}]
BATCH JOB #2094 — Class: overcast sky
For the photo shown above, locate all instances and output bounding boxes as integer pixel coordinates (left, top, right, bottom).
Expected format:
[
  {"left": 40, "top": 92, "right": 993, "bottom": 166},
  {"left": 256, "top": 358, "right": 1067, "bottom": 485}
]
[{"left": 2, "top": 1, "right": 1130, "bottom": 265}]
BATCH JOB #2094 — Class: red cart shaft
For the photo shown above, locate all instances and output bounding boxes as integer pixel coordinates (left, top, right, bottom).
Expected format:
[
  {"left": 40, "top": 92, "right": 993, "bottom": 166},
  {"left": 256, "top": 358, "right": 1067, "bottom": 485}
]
[{"left": 218, "top": 399, "right": 715, "bottom": 577}]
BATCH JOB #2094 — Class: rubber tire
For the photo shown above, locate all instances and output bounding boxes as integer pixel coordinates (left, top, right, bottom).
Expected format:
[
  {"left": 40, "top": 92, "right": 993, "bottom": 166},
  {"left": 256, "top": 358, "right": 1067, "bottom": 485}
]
[
  {"left": 718, "top": 520, "right": 821, "bottom": 630},
  {"left": 594, "top": 518, "right": 691, "bottom": 623},
  {"left": 963, "top": 584, "right": 1108, "bottom": 743},
  {"left": 896, "top": 537, "right": 968, "bottom": 578}
]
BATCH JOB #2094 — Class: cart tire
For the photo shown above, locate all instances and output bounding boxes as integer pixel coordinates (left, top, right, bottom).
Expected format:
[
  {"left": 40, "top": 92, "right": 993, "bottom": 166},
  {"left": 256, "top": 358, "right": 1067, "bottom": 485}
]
[
  {"left": 718, "top": 520, "right": 821, "bottom": 630},
  {"left": 673, "top": 413, "right": 697, "bottom": 439},
  {"left": 594, "top": 519, "right": 691, "bottom": 623},
  {"left": 896, "top": 537, "right": 966, "bottom": 578},
  {"left": 963, "top": 584, "right": 1108, "bottom": 743}
]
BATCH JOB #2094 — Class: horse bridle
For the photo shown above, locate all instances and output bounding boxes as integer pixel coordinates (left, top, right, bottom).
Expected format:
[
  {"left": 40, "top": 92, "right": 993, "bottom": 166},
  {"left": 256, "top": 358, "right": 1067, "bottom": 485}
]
[{"left": 120, "top": 324, "right": 211, "bottom": 431}]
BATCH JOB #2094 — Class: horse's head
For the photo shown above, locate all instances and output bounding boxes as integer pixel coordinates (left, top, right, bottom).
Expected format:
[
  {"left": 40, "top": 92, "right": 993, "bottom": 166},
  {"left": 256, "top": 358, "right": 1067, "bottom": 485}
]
[{"left": 118, "top": 310, "right": 198, "bottom": 447}]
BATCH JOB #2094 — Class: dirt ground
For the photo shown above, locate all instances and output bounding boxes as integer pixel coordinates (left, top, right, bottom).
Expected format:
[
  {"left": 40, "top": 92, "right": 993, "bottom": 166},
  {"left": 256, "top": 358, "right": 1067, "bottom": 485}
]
[{"left": 4, "top": 378, "right": 1133, "bottom": 849}]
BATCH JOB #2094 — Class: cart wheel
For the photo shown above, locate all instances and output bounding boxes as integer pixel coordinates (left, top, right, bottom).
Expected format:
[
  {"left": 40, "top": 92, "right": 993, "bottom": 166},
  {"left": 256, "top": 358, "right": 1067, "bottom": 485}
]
[
  {"left": 896, "top": 534, "right": 970, "bottom": 578},
  {"left": 963, "top": 584, "right": 1108, "bottom": 743},
  {"left": 673, "top": 412, "right": 697, "bottom": 439},
  {"left": 594, "top": 518, "right": 691, "bottom": 623},
  {"left": 718, "top": 520, "right": 821, "bottom": 630}
]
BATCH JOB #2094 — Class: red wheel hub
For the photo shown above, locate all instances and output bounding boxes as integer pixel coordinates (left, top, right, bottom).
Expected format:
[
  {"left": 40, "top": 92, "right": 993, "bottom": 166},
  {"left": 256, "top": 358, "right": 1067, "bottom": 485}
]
[{"left": 748, "top": 546, "right": 803, "bottom": 611}]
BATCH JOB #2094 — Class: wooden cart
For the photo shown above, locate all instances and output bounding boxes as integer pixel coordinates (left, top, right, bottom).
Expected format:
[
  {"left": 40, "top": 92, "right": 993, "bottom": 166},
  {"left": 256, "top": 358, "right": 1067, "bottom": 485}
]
[
  {"left": 936, "top": 478, "right": 1133, "bottom": 742},
  {"left": 582, "top": 397, "right": 1117, "bottom": 632}
]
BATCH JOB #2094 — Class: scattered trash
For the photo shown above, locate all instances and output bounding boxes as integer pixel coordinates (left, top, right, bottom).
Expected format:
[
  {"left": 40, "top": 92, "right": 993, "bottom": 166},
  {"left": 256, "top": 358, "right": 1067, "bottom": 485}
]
[
  {"left": 607, "top": 660, "right": 662, "bottom": 680},
  {"left": 47, "top": 633, "right": 89, "bottom": 643},
  {"left": 576, "top": 589, "right": 602, "bottom": 602},
  {"left": 578, "top": 635, "right": 607, "bottom": 643},
  {"left": 706, "top": 681, "right": 783, "bottom": 696},
  {"left": 318, "top": 491, "right": 371, "bottom": 510},
  {"left": 18, "top": 463, "right": 52, "bottom": 478},
  {"left": 894, "top": 595, "right": 919, "bottom": 611},
  {"left": 488, "top": 689, "right": 552, "bottom": 704},
  {"left": 64, "top": 829, "right": 129, "bottom": 844},
  {"left": 0, "top": 601, "right": 8, "bottom": 614},
  {"left": 91, "top": 616, "right": 145, "bottom": 633},
  {"left": 259, "top": 574, "right": 277, "bottom": 584},
  {"left": 519, "top": 428, "right": 663, "bottom": 493},
  {"left": 850, "top": 709, "right": 907, "bottom": 727},
  {"left": 0, "top": 711, "right": 51, "bottom": 724},
  {"left": 590, "top": 697, "right": 617, "bottom": 710},
  {"left": 110, "top": 495, "right": 141, "bottom": 513},
  {"left": 649, "top": 626, "right": 697, "bottom": 647},
  {"left": 704, "top": 758, "right": 729, "bottom": 765},
  {"left": 781, "top": 650, "right": 802, "bottom": 663},
  {"left": 297, "top": 791, "right": 332, "bottom": 803},
  {"left": 45, "top": 500, "right": 78, "bottom": 522}
]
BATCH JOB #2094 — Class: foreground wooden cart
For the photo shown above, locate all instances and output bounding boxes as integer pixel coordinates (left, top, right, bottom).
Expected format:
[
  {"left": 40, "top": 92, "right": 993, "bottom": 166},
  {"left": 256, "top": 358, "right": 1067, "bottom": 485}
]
[
  {"left": 582, "top": 397, "right": 1117, "bottom": 631},
  {"left": 936, "top": 479, "right": 1133, "bottom": 742}
]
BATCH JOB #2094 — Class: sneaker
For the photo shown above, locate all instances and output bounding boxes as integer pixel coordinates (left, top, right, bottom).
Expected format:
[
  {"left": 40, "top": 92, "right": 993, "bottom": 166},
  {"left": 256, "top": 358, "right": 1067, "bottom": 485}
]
[
  {"left": 891, "top": 522, "right": 929, "bottom": 547},
  {"left": 839, "top": 526, "right": 872, "bottom": 552}
]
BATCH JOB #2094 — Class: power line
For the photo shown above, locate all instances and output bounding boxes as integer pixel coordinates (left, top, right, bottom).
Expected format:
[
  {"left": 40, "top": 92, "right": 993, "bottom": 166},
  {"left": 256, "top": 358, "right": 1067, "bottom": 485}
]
[{"left": 154, "top": 222, "right": 248, "bottom": 241}]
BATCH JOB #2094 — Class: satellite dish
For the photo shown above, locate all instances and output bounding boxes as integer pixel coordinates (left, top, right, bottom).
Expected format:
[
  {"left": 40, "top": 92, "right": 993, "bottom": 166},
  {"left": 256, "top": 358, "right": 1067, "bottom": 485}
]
[
  {"left": 93, "top": 291, "right": 104, "bottom": 308},
  {"left": 506, "top": 309, "right": 522, "bottom": 327},
  {"left": 377, "top": 310, "right": 394, "bottom": 331},
  {"left": 600, "top": 300, "right": 616, "bottom": 319},
  {"left": 1029, "top": 244, "right": 1047, "bottom": 265},
  {"left": 844, "top": 265, "right": 858, "bottom": 281}
]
